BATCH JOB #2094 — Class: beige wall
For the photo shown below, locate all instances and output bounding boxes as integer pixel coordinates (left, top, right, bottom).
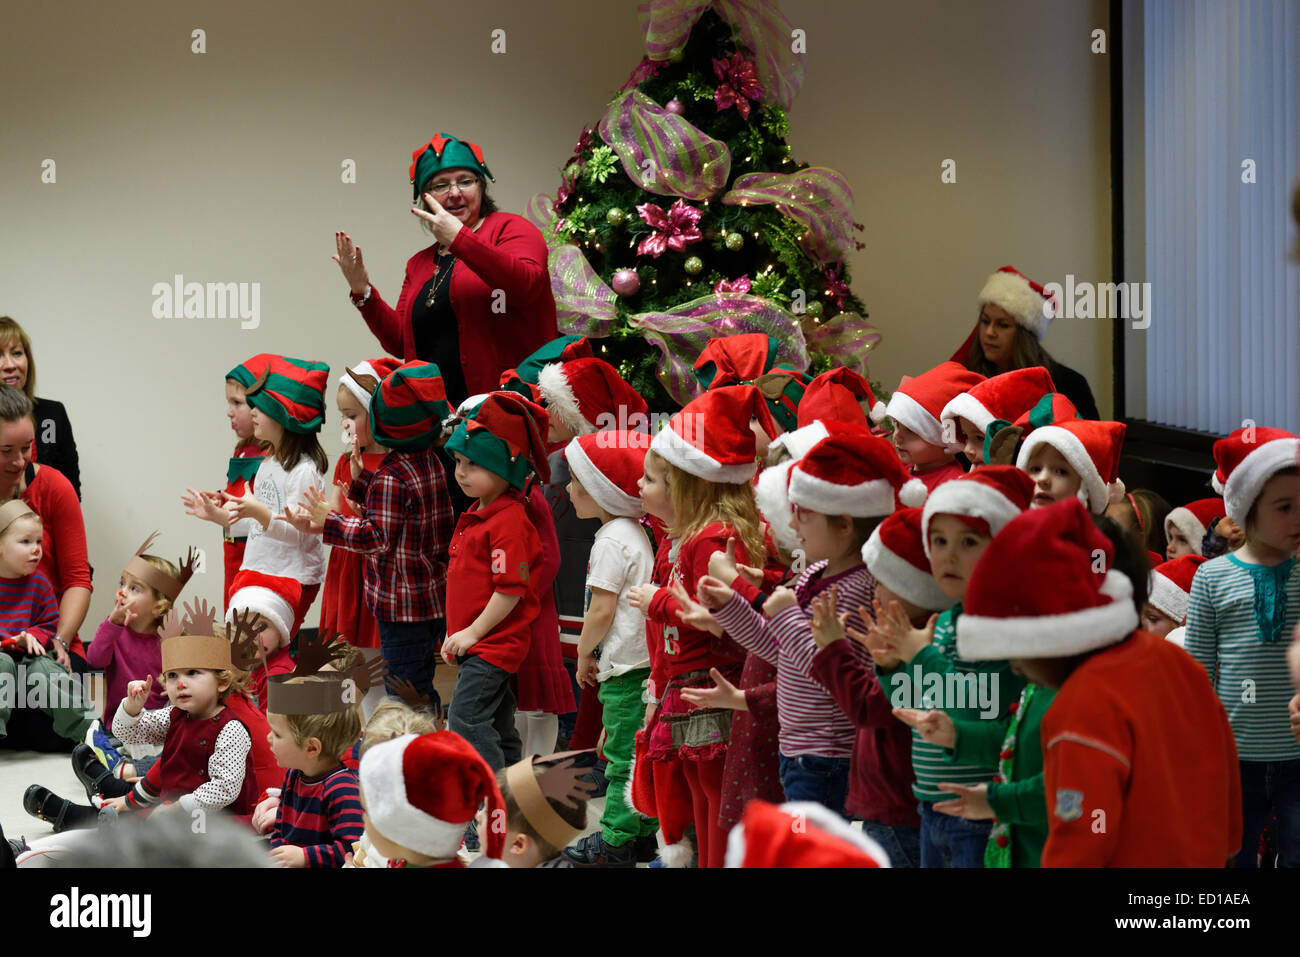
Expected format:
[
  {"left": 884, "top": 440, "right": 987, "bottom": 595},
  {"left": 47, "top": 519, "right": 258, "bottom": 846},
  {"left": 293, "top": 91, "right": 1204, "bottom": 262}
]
[{"left": 0, "top": 0, "right": 1111, "bottom": 633}]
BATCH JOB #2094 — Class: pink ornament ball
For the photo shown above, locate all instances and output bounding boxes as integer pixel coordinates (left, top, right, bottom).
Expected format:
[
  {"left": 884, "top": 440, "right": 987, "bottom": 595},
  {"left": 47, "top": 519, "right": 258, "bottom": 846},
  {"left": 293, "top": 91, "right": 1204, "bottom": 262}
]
[
  {"left": 612, "top": 268, "right": 641, "bottom": 296},
  {"left": 665, "top": 98, "right": 685, "bottom": 115}
]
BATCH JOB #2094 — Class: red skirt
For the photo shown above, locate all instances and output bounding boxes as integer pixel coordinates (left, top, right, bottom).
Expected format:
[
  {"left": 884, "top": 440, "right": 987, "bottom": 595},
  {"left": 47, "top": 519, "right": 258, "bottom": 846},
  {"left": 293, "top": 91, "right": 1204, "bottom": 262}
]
[
  {"left": 512, "top": 587, "right": 575, "bottom": 714},
  {"left": 717, "top": 653, "right": 783, "bottom": 829},
  {"left": 318, "top": 452, "right": 383, "bottom": 648}
]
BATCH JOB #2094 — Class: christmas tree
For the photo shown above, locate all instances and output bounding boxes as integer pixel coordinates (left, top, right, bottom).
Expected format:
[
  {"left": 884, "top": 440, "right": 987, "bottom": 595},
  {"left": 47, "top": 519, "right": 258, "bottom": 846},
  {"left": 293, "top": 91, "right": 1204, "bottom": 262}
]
[{"left": 526, "top": 2, "right": 881, "bottom": 413}]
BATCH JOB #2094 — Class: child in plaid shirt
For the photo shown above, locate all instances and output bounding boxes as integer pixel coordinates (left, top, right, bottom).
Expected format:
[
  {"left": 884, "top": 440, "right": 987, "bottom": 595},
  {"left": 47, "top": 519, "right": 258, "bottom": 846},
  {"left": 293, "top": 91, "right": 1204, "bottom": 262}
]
[{"left": 289, "top": 361, "right": 454, "bottom": 712}]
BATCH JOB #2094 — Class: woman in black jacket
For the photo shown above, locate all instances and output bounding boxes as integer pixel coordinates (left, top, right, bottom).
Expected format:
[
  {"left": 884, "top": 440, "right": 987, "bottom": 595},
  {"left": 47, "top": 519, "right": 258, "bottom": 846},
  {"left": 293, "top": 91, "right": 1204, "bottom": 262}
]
[{"left": 0, "top": 316, "right": 81, "bottom": 498}]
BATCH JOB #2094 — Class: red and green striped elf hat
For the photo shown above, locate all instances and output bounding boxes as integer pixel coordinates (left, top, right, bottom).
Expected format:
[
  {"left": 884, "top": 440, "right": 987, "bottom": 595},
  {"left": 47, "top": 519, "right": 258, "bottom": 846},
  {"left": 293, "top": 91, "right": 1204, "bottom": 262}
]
[
  {"left": 245, "top": 356, "right": 330, "bottom": 434},
  {"left": 226, "top": 353, "right": 277, "bottom": 389},
  {"left": 369, "top": 361, "right": 452, "bottom": 451},
  {"left": 693, "top": 333, "right": 811, "bottom": 433}
]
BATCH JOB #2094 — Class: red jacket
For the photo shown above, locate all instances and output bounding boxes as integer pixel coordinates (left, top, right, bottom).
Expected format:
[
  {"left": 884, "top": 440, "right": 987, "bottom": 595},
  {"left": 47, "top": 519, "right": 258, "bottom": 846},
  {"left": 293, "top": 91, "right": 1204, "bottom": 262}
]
[
  {"left": 357, "top": 212, "right": 558, "bottom": 396},
  {"left": 1041, "top": 630, "right": 1242, "bottom": 867}
]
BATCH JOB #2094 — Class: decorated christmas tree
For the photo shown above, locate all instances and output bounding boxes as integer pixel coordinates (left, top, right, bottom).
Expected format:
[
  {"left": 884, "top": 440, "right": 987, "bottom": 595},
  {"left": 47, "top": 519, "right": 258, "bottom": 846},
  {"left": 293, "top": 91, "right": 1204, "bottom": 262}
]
[{"left": 526, "top": 1, "right": 881, "bottom": 412}]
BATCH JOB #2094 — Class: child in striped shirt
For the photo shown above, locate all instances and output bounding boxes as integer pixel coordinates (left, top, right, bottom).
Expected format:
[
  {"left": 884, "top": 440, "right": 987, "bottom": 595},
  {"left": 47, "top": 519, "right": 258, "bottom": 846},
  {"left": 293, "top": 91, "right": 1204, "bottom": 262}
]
[
  {"left": 694, "top": 429, "right": 911, "bottom": 818},
  {"left": 1185, "top": 426, "right": 1300, "bottom": 867},
  {"left": 265, "top": 674, "right": 365, "bottom": 868}
]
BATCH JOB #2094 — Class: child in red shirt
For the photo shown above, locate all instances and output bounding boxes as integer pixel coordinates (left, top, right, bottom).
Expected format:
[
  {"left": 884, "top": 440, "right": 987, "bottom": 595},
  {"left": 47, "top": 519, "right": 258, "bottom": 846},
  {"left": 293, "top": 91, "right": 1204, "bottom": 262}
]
[{"left": 441, "top": 392, "right": 550, "bottom": 771}]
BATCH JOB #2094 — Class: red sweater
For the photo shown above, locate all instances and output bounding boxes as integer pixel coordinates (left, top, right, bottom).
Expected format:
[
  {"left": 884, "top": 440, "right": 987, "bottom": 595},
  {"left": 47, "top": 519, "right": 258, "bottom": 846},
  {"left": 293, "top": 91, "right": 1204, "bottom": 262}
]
[
  {"left": 356, "top": 212, "right": 558, "bottom": 397},
  {"left": 20, "top": 464, "right": 91, "bottom": 657},
  {"left": 1041, "top": 630, "right": 1242, "bottom": 867}
]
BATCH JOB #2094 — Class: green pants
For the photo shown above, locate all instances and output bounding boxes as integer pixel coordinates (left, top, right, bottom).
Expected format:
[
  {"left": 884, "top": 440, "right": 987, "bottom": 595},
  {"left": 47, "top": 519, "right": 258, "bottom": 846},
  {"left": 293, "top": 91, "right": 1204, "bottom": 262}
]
[
  {"left": 598, "top": 668, "right": 659, "bottom": 846},
  {"left": 0, "top": 654, "right": 95, "bottom": 742}
]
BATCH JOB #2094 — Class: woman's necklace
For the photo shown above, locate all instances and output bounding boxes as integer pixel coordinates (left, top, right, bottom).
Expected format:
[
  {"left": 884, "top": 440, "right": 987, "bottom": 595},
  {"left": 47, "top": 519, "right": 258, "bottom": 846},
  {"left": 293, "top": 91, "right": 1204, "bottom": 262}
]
[{"left": 425, "top": 219, "right": 484, "bottom": 308}]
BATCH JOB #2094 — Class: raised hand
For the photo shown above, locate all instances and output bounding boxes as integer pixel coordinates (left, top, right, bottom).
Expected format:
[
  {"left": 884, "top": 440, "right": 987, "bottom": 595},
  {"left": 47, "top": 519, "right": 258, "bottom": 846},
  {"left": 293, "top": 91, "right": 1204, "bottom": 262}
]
[
  {"left": 221, "top": 489, "right": 270, "bottom": 528},
  {"left": 349, "top": 443, "right": 367, "bottom": 481},
  {"left": 761, "top": 585, "right": 797, "bottom": 618},
  {"left": 182, "top": 487, "right": 232, "bottom": 528},
  {"left": 333, "top": 231, "right": 371, "bottom": 296},
  {"left": 411, "top": 192, "right": 465, "bottom": 248},
  {"left": 847, "top": 611, "right": 902, "bottom": 669},
  {"left": 125, "top": 674, "right": 155, "bottom": 716},
  {"left": 694, "top": 575, "right": 734, "bottom": 612},
  {"left": 679, "top": 667, "right": 747, "bottom": 712},
  {"left": 809, "top": 587, "right": 848, "bottom": 649},
  {"left": 666, "top": 580, "right": 723, "bottom": 636},
  {"left": 298, "top": 486, "right": 334, "bottom": 527},
  {"left": 866, "top": 597, "right": 937, "bottom": 665},
  {"left": 893, "top": 707, "right": 957, "bottom": 749},
  {"left": 626, "top": 583, "right": 660, "bottom": 615},
  {"left": 933, "top": 782, "right": 994, "bottom": 820}
]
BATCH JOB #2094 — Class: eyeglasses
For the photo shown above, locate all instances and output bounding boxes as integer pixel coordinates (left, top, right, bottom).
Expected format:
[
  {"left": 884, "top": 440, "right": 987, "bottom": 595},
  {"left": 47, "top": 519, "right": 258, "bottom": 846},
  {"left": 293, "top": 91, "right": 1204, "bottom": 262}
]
[{"left": 425, "top": 177, "right": 479, "bottom": 196}]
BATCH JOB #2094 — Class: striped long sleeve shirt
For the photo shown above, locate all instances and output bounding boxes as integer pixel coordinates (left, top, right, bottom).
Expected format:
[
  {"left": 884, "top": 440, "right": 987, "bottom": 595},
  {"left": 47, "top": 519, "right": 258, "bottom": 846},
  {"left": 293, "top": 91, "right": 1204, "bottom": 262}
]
[
  {"left": 269, "top": 765, "right": 366, "bottom": 868},
  {"left": 1184, "top": 555, "right": 1300, "bottom": 762},
  {"left": 711, "top": 561, "right": 872, "bottom": 758},
  {"left": 0, "top": 572, "right": 59, "bottom": 647}
]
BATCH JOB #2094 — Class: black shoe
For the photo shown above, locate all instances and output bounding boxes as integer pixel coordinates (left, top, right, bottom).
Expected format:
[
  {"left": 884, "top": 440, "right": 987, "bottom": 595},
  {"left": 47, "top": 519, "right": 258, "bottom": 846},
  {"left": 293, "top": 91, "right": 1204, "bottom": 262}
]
[
  {"left": 586, "top": 762, "right": 609, "bottom": 800},
  {"left": 71, "top": 743, "right": 131, "bottom": 802},
  {"left": 0, "top": 821, "right": 15, "bottom": 868},
  {"left": 635, "top": 834, "right": 659, "bottom": 863},
  {"left": 563, "top": 832, "right": 636, "bottom": 867},
  {"left": 23, "top": 784, "right": 98, "bottom": 833}
]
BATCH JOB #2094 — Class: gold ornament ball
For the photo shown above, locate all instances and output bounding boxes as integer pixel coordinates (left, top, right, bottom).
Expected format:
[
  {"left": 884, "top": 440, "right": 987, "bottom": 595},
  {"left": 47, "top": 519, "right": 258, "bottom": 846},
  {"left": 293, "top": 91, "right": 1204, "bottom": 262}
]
[
  {"left": 606, "top": 207, "right": 626, "bottom": 227},
  {"left": 725, "top": 231, "right": 744, "bottom": 251},
  {"left": 684, "top": 256, "right": 704, "bottom": 276},
  {"left": 806, "top": 300, "right": 824, "bottom": 317}
]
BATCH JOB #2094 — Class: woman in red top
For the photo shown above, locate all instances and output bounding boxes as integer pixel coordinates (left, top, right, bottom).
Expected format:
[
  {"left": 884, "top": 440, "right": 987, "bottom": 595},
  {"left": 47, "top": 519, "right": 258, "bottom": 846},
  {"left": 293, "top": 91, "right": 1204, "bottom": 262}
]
[{"left": 0, "top": 386, "right": 93, "bottom": 749}]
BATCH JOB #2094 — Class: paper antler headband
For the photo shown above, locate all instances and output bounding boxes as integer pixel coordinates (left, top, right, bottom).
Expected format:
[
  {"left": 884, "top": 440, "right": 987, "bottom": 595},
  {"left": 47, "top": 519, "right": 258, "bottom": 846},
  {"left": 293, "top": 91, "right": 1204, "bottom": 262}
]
[
  {"left": 266, "top": 633, "right": 391, "bottom": 715},
  {"left": 157, "top": 598, "right": 232, "bottom": 674},
  {"left": 504, "top": 750, "right": 599, "bottom": 851},
  {"left": 124, "top": 532, "right": 197, "bottom": 602}
]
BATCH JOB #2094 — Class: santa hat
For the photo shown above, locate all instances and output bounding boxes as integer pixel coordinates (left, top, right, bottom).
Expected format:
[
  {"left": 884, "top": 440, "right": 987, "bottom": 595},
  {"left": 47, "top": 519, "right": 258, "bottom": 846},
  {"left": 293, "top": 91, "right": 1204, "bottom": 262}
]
[
  {"left": 225, "top": 570, "right": 302, "bottom": 647},
  {"left": 1212, "top": 427, "right": 1300, "bottom": 525},
  {"left": 245, "top": 356, "right": 331, "bottom": 434},
  {"left": 922, "top": 466, "right": 1035, "bottom": 558},
  {"left": 957, "top": 498, "right": 1139, "bottom": 660},
  {"left": 1148, "top": 555, "right": 1208, "bottom": 626},
  {"left": 511, "top": 335, "right": 593, "bottom": 386},
  {"left": 1164, "top": 498, "right": 1225, "bottom": 555},
  {"left": 798, "top": 367, "right": 886, "bottom": 429},
  {"left": 340, "top": 357, "right": 403, "bottom": 411},
  {"left": 977, "top": 265, "right": 1058, "bottom": 341},
  {"left": 789, "top": 428, "right": 927, "bottom": 517},
  {"left": 1016, "top": 419, "right": 1128, "bottom": 514},
  {"left": 650, "top": 385, "right": 778, "bottom": 484},
  {"left": 725, "top": 801, "right": 890, "bottom": 868},
  {"left": 537, "top": 357, "right": 647, "bottom": 437},
  {"left": 941, "top": 366, "right": 1056, "bottom": 445},
  {"left": 369, "top": 361, "right": 452, "bottom": 451},
  {"left": 563, "top": 430, "right": 651, "bottom": 517},
  {"left": 226, "top": 353, "right": 278, "bottom": 390},
  {"left": 359, "top": 732, "right": 507, "bottom": 866},
  {"left": 444, "top": 391, "right": 552, "bottom": 488},
  {"left": 885, "top": 361, "right": 986, "bottom": 448},
  {"left": 757, "top": 423, "right": 831, "bottom": 555},
  {"left": 1013, "top": 392, "right": 1080, "bottom": 432},
  {"left": 862, "top": 508, "right": 956, "bottom": 612}
]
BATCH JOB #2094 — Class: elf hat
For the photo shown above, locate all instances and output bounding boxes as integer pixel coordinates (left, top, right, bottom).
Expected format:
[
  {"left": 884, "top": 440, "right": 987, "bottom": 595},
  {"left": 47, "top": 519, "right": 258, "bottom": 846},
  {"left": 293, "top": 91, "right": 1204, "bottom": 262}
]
[
  {"left": 862, "top": 507, "right": 956, "bottom": 612},
  {"left": 369, "top": 360, "right": 452, "bottom": 452},
  {"left": 1212, "top": 427, "right": 1300, "bottom": 525},
  {"left": 564, "top": 430, "right": 652, "bottom": 517},
  {"left": 245, "top": 356, "right": 331, "bottom": 434},
  {"left": 511, "top": 335, "right": 593, "bottom": 386},
  {"left": 757, "top": 422, "right": 831, "bottom": 555},
  {"left": 1148, "top": 555, "right": 1208, "bottom": 626},
  {"left": 693, "top": 333, "right": 809, "bottom": 432},
  {"left": 340, "top": 357, "right": 403, "bottom": 412},
  {"left": 360, "top": 731, "right": 507, "bottom": 865},
  {"left": 798, "top": 367, "right": 886, "bottom": 430},
  {"left": 1013, "top": 392, "right": 1080, "bottom": 432},
  {"left": 725, "top": 801, "right": 890, "bottom": 868},
  {"left": 977, "top": 265, "right": 1059, "bottom": 341},
  {"left": 538, "top": 357, "right": 648, "bottom": 437},
  {"left": 225, "top": 569, "right": 302, "bottom": 647},
  {"left": 226, "top": 353, "right": 278, "bottom": 390},
  {"left": 957, "top": 498, "right": 1139, "bottom": 660},
  {"left": 885, "top": 361, "right": 986, "bottom": 448},
  {"left": 445, "top": 391, "right": 552, "bottom": 488},
  {"left": 922, "top": 465, "right": 1036, "bottom": 558},
  {"left": 409, "top": 133, "right": 494, "bottom": 201},
  {"left": 650, "top": 385, "right": 779, "bottom": 484},
  {"left": 1164, "top": 498, "right": 1225, "bottom": 555},
  {"left": 789, "top": 427, "right": 928, "bottom": 517},
  {"left": 1016, "top": 419, "right": 1128, "bottom": 514},
  {"left": 941, "top": 366, "right": 1056, "bottom": 446}
]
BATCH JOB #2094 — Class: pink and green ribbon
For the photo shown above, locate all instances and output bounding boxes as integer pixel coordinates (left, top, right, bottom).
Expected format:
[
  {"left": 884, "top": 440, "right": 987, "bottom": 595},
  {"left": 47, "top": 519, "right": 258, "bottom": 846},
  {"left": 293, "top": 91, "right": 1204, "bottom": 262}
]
[
  {"left": 548, "top": 244, "right": 620, "bottom": 337},
  {"left": 721, "top": 167, "right": 856, "bottom": 264},
  {"left": 599, "top": 90, "right": 731, "bottom": 200},
  {"left": 805, "top": 310, "right": 881, "bottom": 380}
]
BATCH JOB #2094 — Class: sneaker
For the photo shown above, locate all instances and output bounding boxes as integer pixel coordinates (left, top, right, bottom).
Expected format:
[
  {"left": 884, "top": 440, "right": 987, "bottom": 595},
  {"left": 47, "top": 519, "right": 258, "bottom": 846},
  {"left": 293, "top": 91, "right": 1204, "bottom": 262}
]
[
  {"left": 586, "top": 762, "right": 609, "bottom": 800},
  {"left": 563, "top": 832, "right": 636, "bottom": 867},
  {"left": 635, "top": 834, "right": 659, "bottom": 863},
  {"left": 86, "top": 723, "right": 127, "bottom": 777},
  {"left": 462, "top": 817, "right": 479, "bottom": 853}
]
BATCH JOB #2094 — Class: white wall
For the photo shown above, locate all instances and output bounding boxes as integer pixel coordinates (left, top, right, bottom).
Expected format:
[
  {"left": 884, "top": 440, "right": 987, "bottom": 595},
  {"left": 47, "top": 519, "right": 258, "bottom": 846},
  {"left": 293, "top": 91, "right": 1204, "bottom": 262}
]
[{"left": 0, "top": 0, "right": 1111, "bottom": 634}]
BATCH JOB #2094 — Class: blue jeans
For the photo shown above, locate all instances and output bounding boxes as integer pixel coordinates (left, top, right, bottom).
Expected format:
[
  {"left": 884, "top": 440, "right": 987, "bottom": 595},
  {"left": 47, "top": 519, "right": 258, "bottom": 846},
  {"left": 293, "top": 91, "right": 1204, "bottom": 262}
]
[
  {"left": 919, "top": 801, "right": 992, "bottom": 868},
  {"left": 1236, "top": 759, "right": 1300, "bottom": 868},
  {"left": 860, "top": 820, "right": 921, "bottom": 869},
  {"left": 447, "top": 654, "right": 522, "bottom": 772},
  {"left": 778, "top": 753, "right": 851, "bottom": 818},
  {"left": 376, "top": 619, "right": 444, "bottom": 717}
]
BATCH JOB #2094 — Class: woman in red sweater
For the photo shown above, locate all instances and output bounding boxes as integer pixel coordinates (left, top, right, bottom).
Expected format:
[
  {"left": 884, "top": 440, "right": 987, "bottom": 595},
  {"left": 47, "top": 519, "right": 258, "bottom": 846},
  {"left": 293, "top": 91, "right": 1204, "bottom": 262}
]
[{"left": 0, "top": 385, "right": 93, "bottom": 749}]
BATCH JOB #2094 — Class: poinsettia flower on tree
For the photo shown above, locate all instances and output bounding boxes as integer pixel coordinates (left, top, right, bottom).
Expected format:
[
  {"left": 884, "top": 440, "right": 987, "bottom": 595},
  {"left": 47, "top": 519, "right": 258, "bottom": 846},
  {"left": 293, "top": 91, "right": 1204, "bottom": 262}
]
[
  {"left": 714, "top": 275, "right": 751, "bottom": 296},
  {"left": 636, "top": 198, "right": 703, "bottom": 258},
  {"left": 824, "top": 262, "right": 852, "bottom": 308},
  {"left": 713, "top": 52, "right": 764, "bottom": 120}
]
